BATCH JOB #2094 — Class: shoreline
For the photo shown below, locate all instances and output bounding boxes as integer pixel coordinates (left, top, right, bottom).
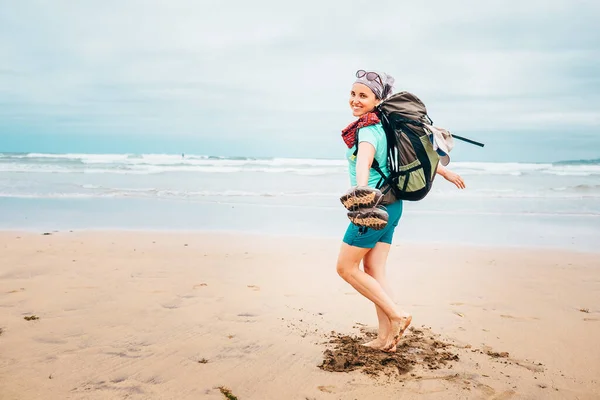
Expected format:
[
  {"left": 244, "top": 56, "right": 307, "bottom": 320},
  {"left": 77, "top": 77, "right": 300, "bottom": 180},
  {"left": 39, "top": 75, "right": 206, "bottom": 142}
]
[
  {"left": 1, "top": 231, "right": 599, "bottom": 399},
  {"left": 3, "top": 195, "right": 600, "bottom": 256},
  {"left": 3, "top": 227, "right": 600, "bottom": 255}
]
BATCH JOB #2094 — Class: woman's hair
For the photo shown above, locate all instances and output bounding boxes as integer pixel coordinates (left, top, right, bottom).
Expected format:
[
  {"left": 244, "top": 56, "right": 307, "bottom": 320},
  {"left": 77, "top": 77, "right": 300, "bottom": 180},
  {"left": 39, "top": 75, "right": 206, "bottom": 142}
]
[{"left": 354, "top": 70, "right": 395, "bottom": 100}]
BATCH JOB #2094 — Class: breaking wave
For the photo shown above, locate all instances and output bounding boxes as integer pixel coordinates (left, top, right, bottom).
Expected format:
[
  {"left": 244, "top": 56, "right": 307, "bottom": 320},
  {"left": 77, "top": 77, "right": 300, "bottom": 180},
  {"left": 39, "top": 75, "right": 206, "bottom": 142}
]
[{"left": 1, "top": 153, "right": 599, "bottom": 176}]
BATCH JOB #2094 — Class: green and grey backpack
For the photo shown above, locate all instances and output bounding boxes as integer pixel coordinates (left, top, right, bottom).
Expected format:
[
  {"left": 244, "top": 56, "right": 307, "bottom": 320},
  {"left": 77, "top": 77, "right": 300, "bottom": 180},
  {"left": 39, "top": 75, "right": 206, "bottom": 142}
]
[{"left": 369, "top": 91, "right": 484, "bottom": 202}]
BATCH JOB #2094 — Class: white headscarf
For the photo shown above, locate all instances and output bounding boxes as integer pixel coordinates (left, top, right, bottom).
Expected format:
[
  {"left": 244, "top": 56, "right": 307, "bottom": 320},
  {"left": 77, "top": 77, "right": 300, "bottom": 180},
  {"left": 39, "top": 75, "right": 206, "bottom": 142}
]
[{"left": 354, "top": 70, "right": 395, "bottom": 100}]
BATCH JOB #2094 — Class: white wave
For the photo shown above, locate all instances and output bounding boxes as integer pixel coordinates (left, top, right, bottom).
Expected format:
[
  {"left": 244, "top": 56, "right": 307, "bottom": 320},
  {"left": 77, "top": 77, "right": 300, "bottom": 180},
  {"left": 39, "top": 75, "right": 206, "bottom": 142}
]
[
  {"left": 2, "top": 153, "right": 600, "bottom": 176},
  {"left": 5, "top": 183, "right": 599, "bottom": 200},
  {"left": 0, "top": 163, "right": 346, "bottom": 175},
  {"left": 0, "top": 192, "right": 117, "bottom": 199},
  {"left": 429, "top": 187, "right": 600, "bottom": 199},
  {"left": 89, "top": 166, "right": 345, "bottom": 175},
  {"left": 408, "top": 209, "right": 600, "bottom": 217},
  {"left": 2, "top": 152, "right": 346, "bottom": 167},
  {"left": 0, "top": 188, "right": 340, "bottom": 200},
  {"left": 0, "top": 164, "right": 72, "bottom": 173},
  {"left": 79, "top": 157, "right": 347, "bottom": 168},
  {"left": 23, "top": 153, "right": 132, "bottom": 162},
  {"left": 267, "top": 158, "right": 346, "bottom": 166},
  {"left": 451, "top": 161, "right": 600, "bottom": 176}
]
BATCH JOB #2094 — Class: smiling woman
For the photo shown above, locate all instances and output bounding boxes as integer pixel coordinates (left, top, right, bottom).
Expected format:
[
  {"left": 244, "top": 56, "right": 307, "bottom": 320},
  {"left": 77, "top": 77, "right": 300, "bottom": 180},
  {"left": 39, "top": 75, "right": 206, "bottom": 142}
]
[{"left": 335, "top": 69, "right": 467, "bottom": 352}]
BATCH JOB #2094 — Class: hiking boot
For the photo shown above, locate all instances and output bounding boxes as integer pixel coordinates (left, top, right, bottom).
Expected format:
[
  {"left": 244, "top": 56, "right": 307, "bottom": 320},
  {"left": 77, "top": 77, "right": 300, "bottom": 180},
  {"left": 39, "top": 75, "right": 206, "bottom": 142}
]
[
  {"left": 340, "top": 186, "right": 383, "bottom": 211},
  {"left": 347, "top": 207, "right": 389, "bottom": 230}
]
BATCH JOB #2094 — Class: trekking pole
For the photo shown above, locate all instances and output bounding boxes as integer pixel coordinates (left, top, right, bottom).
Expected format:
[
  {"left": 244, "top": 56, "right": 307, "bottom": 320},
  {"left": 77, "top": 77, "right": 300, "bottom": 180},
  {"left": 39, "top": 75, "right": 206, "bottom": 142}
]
[{"left": 452, "top": 134, "right": 485, "bottom": 147}]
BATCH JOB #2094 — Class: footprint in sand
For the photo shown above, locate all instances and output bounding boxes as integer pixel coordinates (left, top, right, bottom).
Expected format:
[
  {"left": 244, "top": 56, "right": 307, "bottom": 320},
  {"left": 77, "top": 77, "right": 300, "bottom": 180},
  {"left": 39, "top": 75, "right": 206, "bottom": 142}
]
[
  {"left": 513, "top": 360, "right": 544, "bottom": 373},
  {"left": 471, "top": 382, "right": 496, "bottom": 397},
  {"left": 193, "top": 283, "right": 208, "bottom": 289},
  {"left": 161, "top": 292, "right": 201, "bottom": 308},
  {"left": 145, "top": 376, "right": 163, "bottom": 385},
  {"left": 161, "top": 299, "right": 182, "bottom": 309},
  {"left": 500, "top": 314, "right": 540, "bottom": 321},
  {"left": 33, "top": 336, "right": 68, "bottom": 345},
  {"left": 73, "top": 379, "right": 145, "bottom": 396},
  {"left": 482, "top": 346, "right": 544, "bottom": 372},
  {"left": 317, "top": 385, "right": 336, "bottom": 393},
  {"left": 493, "top": 390, "right": 517, "bottom": 399},
  {"left": 104, "top": 351, "right": 142, "bottom": 359},
  {"left": 67, "top": 286, "right": 99, "bottom": 290}
]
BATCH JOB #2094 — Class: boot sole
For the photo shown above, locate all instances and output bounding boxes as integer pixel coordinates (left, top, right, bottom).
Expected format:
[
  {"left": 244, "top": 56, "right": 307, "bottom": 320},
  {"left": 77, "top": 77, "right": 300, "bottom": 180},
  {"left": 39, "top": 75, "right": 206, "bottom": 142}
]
[
  {"left": 347, "top": 208, "right": 389, "bottom": 230},
  {"left": 340, "top": 187, "right": 383, "bottom": 211}
]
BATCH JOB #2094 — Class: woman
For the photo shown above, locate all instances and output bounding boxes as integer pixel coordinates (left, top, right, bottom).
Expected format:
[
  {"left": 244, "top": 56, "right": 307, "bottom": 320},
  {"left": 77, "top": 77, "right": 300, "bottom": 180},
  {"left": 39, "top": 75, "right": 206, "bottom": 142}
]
[{"left": 337, "top": 69, "right": 466, "bottom": 352}]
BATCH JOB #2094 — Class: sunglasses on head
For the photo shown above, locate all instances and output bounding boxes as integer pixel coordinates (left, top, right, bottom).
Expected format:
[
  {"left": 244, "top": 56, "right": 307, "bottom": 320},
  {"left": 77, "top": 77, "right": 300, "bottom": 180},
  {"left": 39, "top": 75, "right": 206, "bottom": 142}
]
[{"left": 356, "top": 70, "right": 383, "bottom": 87}]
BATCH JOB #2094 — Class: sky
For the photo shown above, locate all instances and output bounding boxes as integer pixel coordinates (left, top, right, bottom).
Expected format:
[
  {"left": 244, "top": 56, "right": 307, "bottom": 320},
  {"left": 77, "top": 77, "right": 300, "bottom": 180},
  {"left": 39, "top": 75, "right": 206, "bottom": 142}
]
[{"left": 1, "top": 0, "right": 599, "bottom": 160}]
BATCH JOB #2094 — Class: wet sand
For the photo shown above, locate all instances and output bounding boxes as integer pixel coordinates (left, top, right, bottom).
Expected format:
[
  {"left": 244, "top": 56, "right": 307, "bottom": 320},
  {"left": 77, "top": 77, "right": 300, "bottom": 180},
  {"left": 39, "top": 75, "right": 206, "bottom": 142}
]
[{"left": 0, "top": 231, "right": 599, "bottom": 399}]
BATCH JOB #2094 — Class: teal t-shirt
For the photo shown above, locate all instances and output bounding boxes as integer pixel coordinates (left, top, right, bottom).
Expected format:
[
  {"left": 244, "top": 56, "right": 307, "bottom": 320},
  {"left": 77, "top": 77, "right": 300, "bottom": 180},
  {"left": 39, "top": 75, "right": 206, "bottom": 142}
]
[{"left": 345, "top": 123, "right": 389, "bottom": 188}]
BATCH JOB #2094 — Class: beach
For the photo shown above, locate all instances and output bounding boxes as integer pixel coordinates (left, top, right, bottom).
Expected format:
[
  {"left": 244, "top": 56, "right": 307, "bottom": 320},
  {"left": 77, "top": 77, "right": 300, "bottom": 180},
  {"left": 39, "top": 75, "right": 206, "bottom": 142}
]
[
  {"left": 2, "top": 1, "right": 600, "bottom": 399},
  {"left": 1, "top": 230, "right": 599, "bottom": 399}
]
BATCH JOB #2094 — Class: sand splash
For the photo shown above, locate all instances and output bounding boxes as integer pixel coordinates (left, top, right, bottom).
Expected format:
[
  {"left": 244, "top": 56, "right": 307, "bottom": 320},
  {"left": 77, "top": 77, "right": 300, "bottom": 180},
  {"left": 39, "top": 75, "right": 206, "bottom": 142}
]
[{"left": 319, "top": 326, "right": 459, "bottom": 378}]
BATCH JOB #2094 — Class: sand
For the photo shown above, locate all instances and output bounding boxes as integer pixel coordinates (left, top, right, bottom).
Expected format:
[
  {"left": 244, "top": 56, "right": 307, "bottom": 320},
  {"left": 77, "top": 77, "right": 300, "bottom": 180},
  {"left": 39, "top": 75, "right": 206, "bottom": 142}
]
[{"left": 0, "top": 231, "right": 599, "bottom": 399}]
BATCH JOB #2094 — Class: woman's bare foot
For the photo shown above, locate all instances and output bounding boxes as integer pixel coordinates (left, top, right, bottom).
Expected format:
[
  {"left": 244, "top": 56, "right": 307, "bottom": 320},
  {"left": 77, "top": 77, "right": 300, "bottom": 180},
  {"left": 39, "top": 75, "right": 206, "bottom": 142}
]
[
  {"left": 382, "top": 314, "right": 412, "bottom": 352},
  {"left": 361, "top": 337, "right": 397, "bottom": 352},
  {"left": 361, "top": 338, "right": 384, "bottom": 348},
  {"left": 361, "top": 335, "right": 389, "bottom": 348}
]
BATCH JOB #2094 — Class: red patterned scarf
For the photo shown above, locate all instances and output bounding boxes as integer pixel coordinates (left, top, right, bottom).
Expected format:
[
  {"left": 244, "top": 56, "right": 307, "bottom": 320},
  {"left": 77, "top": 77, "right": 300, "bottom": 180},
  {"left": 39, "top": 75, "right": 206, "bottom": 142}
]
[{"left": 341, "top": 112, "right": 381, "bottom": 148}]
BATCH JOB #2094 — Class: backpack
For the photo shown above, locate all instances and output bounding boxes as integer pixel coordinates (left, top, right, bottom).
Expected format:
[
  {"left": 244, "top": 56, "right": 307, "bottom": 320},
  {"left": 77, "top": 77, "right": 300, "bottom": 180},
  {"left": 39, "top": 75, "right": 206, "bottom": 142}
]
[{"left": 357, "top": 91, "right": 484, "bottom": 202}]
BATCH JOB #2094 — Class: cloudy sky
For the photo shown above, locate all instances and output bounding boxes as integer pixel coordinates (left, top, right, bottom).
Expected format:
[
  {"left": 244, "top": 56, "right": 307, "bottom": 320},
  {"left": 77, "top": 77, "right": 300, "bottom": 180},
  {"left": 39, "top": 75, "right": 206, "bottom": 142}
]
[{"left": 1, "top": 0, "right": 599, "bottom": 159}]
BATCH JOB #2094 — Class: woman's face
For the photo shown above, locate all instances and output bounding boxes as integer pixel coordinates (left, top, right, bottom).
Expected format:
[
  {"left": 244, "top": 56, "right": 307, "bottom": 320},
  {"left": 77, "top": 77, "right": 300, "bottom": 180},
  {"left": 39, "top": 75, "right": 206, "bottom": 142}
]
[{"left": 349, "top": 83, "right": 379, "bottom": 117}]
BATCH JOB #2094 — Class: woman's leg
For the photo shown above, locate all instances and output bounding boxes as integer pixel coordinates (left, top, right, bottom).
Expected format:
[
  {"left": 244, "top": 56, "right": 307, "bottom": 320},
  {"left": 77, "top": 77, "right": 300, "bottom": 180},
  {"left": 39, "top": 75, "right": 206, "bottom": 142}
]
[
  {"left": 336, "top": 243, "right": 410, "bottom": 350},
  {"left": 361, "top": 242, "right": 395, "bottom": 348}
]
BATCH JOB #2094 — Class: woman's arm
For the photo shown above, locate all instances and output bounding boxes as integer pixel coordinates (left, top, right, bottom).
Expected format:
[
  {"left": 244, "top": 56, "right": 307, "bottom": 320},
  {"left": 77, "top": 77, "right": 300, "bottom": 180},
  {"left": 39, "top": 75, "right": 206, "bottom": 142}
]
[
  {"left": 436, "top": 164, "right": 465, "bottom": 189},
  {"left": 356, "top": 143, "right": 465, "bottom": 189},
  {"left": 355, "top": 142, "right": 376, "bottom": 187}
]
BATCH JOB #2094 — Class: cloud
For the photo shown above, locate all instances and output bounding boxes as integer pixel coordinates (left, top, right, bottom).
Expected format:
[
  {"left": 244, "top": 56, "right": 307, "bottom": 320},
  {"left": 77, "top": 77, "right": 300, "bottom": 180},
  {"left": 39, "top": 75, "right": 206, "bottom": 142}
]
[{"left": 1, "top": 0, "right": 599, "bottom": 155}]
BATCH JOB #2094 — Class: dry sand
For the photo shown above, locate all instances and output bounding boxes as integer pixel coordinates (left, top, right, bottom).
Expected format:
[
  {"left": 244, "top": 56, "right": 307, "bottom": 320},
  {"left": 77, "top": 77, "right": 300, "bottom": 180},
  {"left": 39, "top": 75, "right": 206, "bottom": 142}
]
[{"left": 0, "top": 231, "right": 599, "bottom": 400}]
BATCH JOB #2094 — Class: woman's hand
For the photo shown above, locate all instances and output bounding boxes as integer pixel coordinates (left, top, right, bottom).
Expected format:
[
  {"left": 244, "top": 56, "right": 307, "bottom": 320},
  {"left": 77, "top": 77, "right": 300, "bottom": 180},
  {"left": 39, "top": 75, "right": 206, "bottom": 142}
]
[
  {"left": 443, "top": 170, "right": 466, "bottom": 189},
  {"left": 437, "top": 164, "right": 465, "bottom": 189}
]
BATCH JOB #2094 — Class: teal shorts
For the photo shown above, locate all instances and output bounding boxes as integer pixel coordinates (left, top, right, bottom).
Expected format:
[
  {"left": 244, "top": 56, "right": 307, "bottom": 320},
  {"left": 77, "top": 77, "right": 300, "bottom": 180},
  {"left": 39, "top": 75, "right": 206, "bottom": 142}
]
[{"left": 343, "top": 200, "right": 403, "bottom": 248}]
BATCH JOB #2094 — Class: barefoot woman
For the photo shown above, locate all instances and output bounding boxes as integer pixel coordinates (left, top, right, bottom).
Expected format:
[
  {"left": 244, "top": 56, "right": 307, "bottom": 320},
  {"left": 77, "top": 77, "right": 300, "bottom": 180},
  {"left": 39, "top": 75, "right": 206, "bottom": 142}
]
[{"left": 337, "top": 69, "right": 465, "bottom": 351}]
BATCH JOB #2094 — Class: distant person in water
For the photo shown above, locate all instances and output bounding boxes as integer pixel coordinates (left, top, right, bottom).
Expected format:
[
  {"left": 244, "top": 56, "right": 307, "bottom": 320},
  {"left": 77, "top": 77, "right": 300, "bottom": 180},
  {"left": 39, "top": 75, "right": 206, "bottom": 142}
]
[{"left": 336, "top": 69, "right": 466, "bottom": 352}]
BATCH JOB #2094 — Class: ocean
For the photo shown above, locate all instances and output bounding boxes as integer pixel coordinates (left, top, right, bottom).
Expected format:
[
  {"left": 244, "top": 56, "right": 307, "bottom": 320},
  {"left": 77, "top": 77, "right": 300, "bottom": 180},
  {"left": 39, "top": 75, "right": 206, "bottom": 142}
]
[{"left": 1, "top": 152, "right": 599, "bottom": 252}]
